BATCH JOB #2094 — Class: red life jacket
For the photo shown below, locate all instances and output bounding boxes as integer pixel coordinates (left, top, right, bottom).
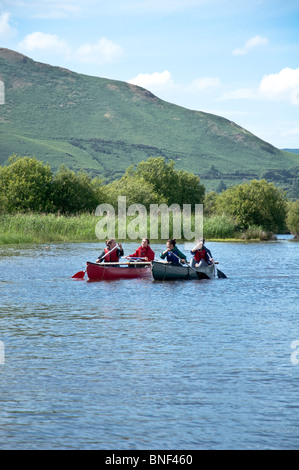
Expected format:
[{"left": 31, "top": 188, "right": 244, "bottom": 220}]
[
  {"left": 104, "top": 247, "right": 119, "bottom": 262},
  {"left": 135, "top": 246, "right": 155, "bottom": 261},
  {"left": 194, "top": 249, "right": 207, "bottom": 263}
]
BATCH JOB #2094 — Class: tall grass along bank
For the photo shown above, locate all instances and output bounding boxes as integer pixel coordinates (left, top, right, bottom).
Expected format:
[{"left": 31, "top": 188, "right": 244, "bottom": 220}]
[
  {"left": 0, "top": 213, "right": 277, "bottom": 245},
  {"left": 0, "top": 213, "right": 98, "bottom": 244}
]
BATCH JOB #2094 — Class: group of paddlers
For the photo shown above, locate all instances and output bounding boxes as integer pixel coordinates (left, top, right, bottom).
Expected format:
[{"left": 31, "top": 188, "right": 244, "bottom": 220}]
[{"left": 96, "top": 237, "right": 214, "bottom": 269}]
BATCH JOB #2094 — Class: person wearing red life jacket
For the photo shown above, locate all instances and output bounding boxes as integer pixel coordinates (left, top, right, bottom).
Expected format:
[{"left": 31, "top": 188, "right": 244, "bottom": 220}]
[
  {"left": 126, "top": 238, "right": 155, "bottom": 262},
  {"left": 96, "top": 238, "right": 124, "bottom": 263},
  {"left": 190, "top": 240, "right": 213, "bottom": 268}
]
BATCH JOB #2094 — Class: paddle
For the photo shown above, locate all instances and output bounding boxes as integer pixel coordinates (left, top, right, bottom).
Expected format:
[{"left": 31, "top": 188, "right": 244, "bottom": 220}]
[
  {"left": 166, "top": 250, "right": 210, "bottom": 280},
  {"left": 182, "top": 260, "right": 211, "bottom": 280},
  {"left": 71, "top": 244, "right": 119, "bottom": 279},
  {"left": 72, "top": 268, "right": 86, "bottom": 279},
  {"left": 88, "top": 261, "right": 152, "bottom": 266},
  {"left": 170, "top": 250, "right": 227, "bottom": 280},
  {"left": 215, "top": 264, "right": 227, "bottom": 279},
  {"left": 188, "top": 245, "right": 227, "bottom": 279}
]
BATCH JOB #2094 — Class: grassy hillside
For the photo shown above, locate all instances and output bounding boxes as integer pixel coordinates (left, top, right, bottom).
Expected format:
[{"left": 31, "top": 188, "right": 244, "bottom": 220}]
[
  {"left": 283, "top": 149, "right": 299, "bottom": 154},
  {"left": 0, "top": 48, "right": 298, "bottom": 194}
]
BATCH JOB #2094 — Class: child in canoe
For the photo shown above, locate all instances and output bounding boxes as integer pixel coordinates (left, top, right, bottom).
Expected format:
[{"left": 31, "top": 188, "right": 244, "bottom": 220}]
[
  {"left": 125, "top": 238, "right": 155, "bottom": 262},
  {"left": 96, "top": 238, "right": 124, "bottom": 263},
  {"left": 190, "top": 239, "right": 214, "bottom": 268},
  {"left": 160, "top": 239, "right": 187, "bottom": 264}
]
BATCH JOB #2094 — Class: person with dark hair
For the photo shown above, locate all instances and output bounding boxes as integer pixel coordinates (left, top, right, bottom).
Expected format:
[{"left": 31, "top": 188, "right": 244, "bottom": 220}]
[
  {"left": 126, "top": 238, "right": 155, "bottom": 262},
  {"left": 190, "top": 238, "right": 213, "bottom": 268},
  {"left": 160, "top": 239, "right": 187, "bottom": 264},
  {"left": 96, "top": 238, "right": 124, "bottom": 263},
  {"left": 200, "top": 238, "right": 213, "bottom": 261}
]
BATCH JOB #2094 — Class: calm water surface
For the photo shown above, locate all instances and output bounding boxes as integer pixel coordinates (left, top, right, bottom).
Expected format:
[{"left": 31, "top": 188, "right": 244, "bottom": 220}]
[{"left": 0, "top": 239, "right": 298, "bottom": 450}]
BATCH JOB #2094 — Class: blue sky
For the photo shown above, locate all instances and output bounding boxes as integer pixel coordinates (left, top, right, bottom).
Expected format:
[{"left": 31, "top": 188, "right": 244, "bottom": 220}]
[{"left": 1, "top": 0, "right": 299, "bottom": 148}]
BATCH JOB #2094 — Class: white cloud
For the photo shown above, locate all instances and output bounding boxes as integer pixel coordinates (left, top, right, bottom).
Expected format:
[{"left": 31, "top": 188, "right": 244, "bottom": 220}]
[
  {"left": 233, "top": 35, "right": 269, "bottom": 56},
  {"left": 128, "top": 71, "right": 174, "bottom": 89},
  {"left": 77, "top": 38, "right": 124, "bottom": 64},
  {"left": 220, "top": 68, "right": 299, "bottom": 106},
  {"left": 128, "top": 72, "right": 221, "bottom": 95},
  {"left": 17, "top": 32, "right": 124, "bottom": 66},
  {"left": 0, "top": 11, "right": 17, "bottom": 38},
  {"left": 259, "top": 68, "right": 299, "bottom": 105},
  {"left": 18, "top": 32, "right": 70, "bottom": 55}
]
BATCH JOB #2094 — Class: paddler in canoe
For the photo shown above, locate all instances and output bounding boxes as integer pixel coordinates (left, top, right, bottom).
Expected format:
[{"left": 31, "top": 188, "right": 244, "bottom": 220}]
[
  {"left": 96, "top": 238, "right": 124, "bottom": 263},
  {"left": 190, "top": 238, "right": 214, "bottom": 268},
  {"left": 125, "top": 238, "right": 155, "bottom": 262},
  {"left": 160, "top": 239, "right": 187, "bottom": 264}
]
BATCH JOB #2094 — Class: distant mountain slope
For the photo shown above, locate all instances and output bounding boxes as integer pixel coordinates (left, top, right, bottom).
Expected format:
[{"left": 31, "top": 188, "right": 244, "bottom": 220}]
[
  {"left": 283, "top": 149, "right": 299, "bottom": 154},
  {"left": 0, "top": 48, "right": 298, "bottom": 195}
]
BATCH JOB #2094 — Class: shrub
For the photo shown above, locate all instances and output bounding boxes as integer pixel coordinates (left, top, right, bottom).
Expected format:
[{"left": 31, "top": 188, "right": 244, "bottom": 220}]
[
  {"left": 51, "top": 165, "right": 104, "bottom": 213},
  {"left": 286, "top": 200, "right": 299, "bottom": 236},
  {"left": 0, "top": 155, "right": 53, "bottom": 213},
  {"left": 215, "top": 179, "right": 288, "bottom": 232},
  {"left": 203, "top": 214, "right": 237, "bottom": 239}
]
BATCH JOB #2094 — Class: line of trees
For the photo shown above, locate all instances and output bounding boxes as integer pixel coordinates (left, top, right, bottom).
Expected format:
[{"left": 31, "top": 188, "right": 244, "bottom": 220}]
[
  {"left": 0, "top": 154, "right": 298, "bottom": 236},
  {"left": 205, "top": 182, "right": 298, "bottom": 236},
  {"left": 0, "top": 155, "right": 205, "bottom": 213}
]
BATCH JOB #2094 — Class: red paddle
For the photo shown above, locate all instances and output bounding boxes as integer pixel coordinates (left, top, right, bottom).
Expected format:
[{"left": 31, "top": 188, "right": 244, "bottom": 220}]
[
  {"left": 72, "top": 245, "right": 119, "bottom": 279},
  {"left": 72, "top": 269, "right": 86, "bottom": 279}
]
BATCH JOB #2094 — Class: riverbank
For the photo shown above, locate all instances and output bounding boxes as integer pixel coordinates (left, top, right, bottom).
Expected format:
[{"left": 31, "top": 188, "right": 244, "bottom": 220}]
[
  {"left": 0, "top": 213, "right": 290, "bottom": 245},
  {"left": 0, "top": 213, "right": 98, "bottom": 245}
]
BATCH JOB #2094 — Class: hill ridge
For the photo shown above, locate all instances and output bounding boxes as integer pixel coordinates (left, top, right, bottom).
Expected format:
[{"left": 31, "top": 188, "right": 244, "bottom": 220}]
[{"left": 0, "top": 48, "right": 298, "bottom": 195}]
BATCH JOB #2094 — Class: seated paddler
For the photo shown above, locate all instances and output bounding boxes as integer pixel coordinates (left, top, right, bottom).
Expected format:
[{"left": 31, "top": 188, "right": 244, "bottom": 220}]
[
  {"left": 96, "top": 238, "right": 124, "bottom": 263},
  {"left": 160, "top": 239, "right": 187, "bottom": 264},
  {"left": 190, "top": 240, "right": 213, "bottom": 268},
  {"left": 125, "top": 238, "right": 155, "bottom": 262}
]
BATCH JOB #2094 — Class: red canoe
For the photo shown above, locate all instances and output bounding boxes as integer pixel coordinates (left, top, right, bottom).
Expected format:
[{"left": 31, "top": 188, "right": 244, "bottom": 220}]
[{"left": 86, "top": 261, "right": 152, "bottom": 281}]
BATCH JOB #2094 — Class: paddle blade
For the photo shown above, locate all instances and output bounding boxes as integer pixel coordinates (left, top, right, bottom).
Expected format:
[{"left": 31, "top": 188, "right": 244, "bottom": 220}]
[
  {"left": 217, "top": 269, "right": 227, "bottom": 279},
  {"left": 72, "top": 270, "right": 85, "bottom": 279},
  {"left": 196, "top": 272, "right": 210, "bottom": 280}
]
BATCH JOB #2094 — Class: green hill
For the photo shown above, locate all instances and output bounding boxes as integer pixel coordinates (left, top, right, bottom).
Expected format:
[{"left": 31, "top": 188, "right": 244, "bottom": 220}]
[
  {"left": 0, "top": 48, "right": 298, "bottom": 195},
  {"left": 283, "top": 149, "right": 299, "bottom": 154}
]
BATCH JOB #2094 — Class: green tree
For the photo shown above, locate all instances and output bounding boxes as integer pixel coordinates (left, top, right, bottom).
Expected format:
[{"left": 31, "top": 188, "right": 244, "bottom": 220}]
[
  {"left": 203, "top": 191, "right": 219, "bottom": 217},
  {"left": 0, "top": 155, "right": 53, "bottom": 213},
  {"left": 286, "top": 200, "right": 299, "bottom": 236},
  {"left": 51, "top": 165, "right": 103, "bottom": 213},
  {"left": 104, "top": 171, "right": 164, "bottom": 210},
  {"left": 289, "top": 178, "right": 299, "bottom": 200},
  {"left": 135, "top": 156, "right": 205, "bottom": 206},
  {"left": 215, "top": 179, "right": 288, "bottom": 232},
  {"left": 216, "top": 180, "right": 227, "bottom": 193},
  {"left": 173, "top": 169, "right": 205, "bottom": 205}
]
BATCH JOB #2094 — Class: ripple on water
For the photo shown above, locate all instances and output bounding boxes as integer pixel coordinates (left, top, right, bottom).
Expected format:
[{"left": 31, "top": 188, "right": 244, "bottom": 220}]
[{"left": 0, "top": 240, "right": 298, "bottom": 449}]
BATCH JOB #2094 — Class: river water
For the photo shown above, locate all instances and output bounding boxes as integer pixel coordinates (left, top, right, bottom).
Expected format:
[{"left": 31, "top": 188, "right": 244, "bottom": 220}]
[{"left": 0, "top": 238, "right": 298, "bottom": 450}]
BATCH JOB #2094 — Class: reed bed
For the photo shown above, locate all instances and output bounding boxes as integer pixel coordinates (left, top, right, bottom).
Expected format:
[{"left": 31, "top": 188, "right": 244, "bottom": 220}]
[
  {"left": 0, "top": 213, "right": 98, "bottom": 244},
  {"left": 0, "top": 213, "right": 273, "bottom": 245}
]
